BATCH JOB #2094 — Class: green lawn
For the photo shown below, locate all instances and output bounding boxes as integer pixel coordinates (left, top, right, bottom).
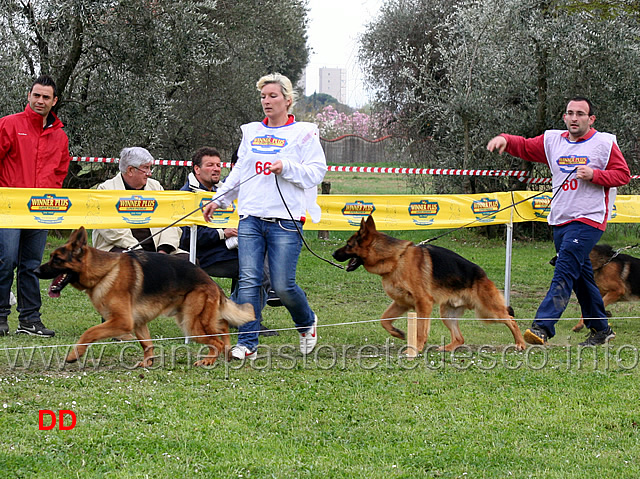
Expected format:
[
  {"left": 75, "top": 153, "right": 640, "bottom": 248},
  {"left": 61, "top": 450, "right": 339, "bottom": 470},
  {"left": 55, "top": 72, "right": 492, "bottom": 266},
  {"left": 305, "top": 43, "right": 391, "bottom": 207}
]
[
  {"left": 1, "top": 228, "right": 639, "bottom": 478},
  {"left": 322, "top": 169, "right": 415, "bottom": 195}
]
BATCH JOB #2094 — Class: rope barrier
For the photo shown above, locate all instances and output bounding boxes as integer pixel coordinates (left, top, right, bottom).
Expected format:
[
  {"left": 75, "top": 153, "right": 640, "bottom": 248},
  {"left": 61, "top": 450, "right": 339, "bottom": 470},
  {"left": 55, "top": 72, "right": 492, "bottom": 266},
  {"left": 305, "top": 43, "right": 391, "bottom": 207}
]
[{"left": 0, "top": 314, "right": 636, "bottom": 354}]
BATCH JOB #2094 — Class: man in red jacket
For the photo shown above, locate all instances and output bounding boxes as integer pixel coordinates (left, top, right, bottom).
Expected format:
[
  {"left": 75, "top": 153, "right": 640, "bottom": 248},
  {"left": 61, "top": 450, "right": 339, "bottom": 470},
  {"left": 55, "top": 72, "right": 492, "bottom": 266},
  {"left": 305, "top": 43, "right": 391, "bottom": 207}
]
[{"left": 0, "top": 75, "right": 71, "bottom": 337}]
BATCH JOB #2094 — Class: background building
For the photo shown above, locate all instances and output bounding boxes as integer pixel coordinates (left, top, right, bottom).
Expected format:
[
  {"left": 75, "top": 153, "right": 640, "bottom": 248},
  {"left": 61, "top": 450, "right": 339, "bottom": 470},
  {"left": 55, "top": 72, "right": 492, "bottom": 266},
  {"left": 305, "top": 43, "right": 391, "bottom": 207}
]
[{"left": 318, "top": 67, "right": 346, "bottom": 103}]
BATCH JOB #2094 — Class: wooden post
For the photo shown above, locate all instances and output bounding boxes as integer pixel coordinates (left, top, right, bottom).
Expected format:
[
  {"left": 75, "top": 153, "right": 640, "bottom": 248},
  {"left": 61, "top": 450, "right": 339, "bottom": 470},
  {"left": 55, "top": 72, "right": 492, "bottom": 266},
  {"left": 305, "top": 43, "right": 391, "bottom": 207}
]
[
  {"left": 317, "top": 181, "right": 331, "bottom": 240},
  {"left": 406, "top": 312, "right": 418, "bottom": 359}
]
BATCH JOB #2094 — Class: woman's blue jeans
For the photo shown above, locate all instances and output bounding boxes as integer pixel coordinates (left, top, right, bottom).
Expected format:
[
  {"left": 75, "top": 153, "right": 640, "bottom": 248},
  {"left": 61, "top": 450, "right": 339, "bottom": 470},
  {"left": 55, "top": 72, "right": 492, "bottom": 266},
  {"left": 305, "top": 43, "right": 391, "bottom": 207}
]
[
  {"left": 0, "top": 228, "right": 48, "bottom": 323},
  {"left": 534, "top": 222, "right": 608, "bottom": 337},
  {"left": 236, "top": 216, "right": 315, "bottom": 351}
]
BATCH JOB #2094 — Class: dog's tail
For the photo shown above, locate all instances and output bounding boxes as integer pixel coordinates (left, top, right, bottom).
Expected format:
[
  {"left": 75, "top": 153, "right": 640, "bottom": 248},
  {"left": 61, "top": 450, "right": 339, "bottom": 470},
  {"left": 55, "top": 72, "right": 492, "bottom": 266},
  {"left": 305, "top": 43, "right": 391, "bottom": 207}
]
[{"left": 220, "top": 298, "right": 255, "bottom": 327}]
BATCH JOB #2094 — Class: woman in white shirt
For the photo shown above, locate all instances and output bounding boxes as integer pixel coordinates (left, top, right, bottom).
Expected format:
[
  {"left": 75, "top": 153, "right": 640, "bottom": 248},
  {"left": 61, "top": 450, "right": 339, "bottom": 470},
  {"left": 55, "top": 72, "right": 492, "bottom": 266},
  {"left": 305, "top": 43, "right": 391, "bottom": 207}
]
[{"left": 203, "top": 73, "right": 327, "bottom": 359}]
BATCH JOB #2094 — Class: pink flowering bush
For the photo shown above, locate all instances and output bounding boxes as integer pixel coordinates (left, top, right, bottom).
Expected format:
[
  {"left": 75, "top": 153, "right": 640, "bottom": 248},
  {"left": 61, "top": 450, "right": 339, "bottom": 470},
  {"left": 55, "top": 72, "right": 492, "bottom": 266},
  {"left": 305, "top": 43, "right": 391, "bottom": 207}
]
[{"left": 314, "top": 105, "right": 391, "bottom": 139}]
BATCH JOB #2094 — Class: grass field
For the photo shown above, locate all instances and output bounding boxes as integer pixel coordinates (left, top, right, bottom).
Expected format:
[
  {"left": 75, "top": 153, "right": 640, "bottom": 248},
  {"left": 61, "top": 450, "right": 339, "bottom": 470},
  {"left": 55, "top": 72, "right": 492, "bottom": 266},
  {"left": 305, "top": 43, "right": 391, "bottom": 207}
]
[
  {"left": 1, "top": 226, "right": 640, "bottom": 478},
  {"left": 322, "top": 169, "right": 413, "bottom": 195},
  {"left": 1, "top": 171, "right": 640, "bottom": 477}
]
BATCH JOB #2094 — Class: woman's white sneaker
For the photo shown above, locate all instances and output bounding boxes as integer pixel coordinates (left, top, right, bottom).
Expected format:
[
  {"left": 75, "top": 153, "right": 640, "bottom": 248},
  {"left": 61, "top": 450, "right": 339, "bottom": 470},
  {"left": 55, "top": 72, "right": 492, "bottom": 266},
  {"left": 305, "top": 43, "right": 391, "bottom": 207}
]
[
  {"left": 299, "top": 315, "right": 318, "bottom": 354},
  {"left": 230, "top": 344, "right": 257, "bottom": 360}
]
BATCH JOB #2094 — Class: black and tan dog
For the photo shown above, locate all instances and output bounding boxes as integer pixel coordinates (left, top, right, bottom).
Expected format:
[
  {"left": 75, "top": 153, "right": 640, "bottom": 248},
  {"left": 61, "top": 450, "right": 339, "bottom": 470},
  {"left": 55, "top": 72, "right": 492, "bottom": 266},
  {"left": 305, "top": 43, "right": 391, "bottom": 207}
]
[
  {"left": 35, "top": 227, "right": 254, "bottom": 367},
  {"left": 553, "top": 244, "right": 640, "bottom": 332},
  {"left": 333, "top": 215, "right": 526, "bottom": 352}
]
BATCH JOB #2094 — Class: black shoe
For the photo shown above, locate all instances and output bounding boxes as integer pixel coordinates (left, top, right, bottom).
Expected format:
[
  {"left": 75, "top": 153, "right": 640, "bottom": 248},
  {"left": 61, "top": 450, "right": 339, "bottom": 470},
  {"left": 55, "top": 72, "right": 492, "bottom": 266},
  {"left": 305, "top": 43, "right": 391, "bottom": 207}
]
[
  {"left": 16, "top": 321, "right": 55, "bottom": 338},
  {"left": 112, "top": 333, "right": 136, "bottom": 342},
  {"left": 266, "top": 290, "right": 283, "bottom": 307},
  {"left": 524, "top": 326, "right": 548, "bottom": 345},
  {"left": 579, "top": 327, "right": 615, "bottom": 346},
  {"left": 259, "top": 324, "right": 279, "bottom": 337},
  {"left": 0, "top": 321, "right": 8, "bottom": 336}
]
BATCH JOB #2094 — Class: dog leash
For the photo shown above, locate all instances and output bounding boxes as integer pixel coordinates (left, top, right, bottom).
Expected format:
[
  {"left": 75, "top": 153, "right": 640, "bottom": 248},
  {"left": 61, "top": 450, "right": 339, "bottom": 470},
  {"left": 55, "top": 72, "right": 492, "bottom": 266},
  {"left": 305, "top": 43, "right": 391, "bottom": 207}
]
[
  {"left": 128, "top": 166, "right": 344, "bottom": 269},
  {"left": 124, "top": 172, "right": 261, "bottom": 252},
  {"left": 418, "top": 167, "right": 578, "bottom": 245},
  {"left": 274, "top": 174, "right": 345, "bottom": 269},
  {"left": 596, "top": 243, "right": 640, "bottom": 270}
]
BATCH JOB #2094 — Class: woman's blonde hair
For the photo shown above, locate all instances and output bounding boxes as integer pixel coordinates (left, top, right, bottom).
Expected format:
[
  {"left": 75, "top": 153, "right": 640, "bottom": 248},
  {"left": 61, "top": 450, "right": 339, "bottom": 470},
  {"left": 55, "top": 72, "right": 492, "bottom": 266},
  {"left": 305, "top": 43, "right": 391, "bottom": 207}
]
[{"left": 256, "top": 73, "right": 296, "bottom": 112}]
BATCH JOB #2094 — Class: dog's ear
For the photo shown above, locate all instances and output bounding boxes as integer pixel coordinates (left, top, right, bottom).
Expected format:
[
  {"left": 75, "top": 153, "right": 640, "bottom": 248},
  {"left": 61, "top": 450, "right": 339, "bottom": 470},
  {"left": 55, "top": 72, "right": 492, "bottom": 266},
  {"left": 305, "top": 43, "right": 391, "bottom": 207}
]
[
  {"left": 364, "top": 215, "right": 376, "bottom": 233},
  {"left": 69, "top": 227, "right": 88, "bottom": 252}
]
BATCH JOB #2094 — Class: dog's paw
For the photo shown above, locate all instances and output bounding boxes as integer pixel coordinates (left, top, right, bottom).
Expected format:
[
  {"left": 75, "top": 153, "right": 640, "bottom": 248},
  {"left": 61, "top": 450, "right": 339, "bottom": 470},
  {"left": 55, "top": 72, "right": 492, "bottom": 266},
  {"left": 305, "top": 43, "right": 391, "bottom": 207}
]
[
  {"left": 194, "top": 357, "right": 218, "bottom": 367},
  {"left": 438, "top": 342, "right": 466, "bottom": 352},
  {"left": 136, "top": 359, "right": 154, "bottom": 368}
]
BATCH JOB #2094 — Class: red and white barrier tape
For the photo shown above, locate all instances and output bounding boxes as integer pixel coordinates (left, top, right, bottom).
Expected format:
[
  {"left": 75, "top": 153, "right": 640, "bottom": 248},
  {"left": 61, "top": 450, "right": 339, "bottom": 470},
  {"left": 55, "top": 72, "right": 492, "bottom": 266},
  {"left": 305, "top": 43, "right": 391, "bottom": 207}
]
[
  {"left": 71, "top": 156, "right": 639, "bottom": 184},
  {"left": 74, "top": 157, "right": 194, "bottom": 167},
  {"left": 326, "top": 166, "right": 529, "bottom": 176}
]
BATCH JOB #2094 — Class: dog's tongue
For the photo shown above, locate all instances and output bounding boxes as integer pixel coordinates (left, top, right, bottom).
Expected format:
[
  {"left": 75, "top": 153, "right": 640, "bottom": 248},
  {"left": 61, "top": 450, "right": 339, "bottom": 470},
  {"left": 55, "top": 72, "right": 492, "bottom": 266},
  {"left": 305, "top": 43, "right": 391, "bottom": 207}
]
[
  {"left": 347, "top": 257, "right": 362, "bottom": 272},
  {"left": 48, "top": 285, "right": 61, "bottom": 298},
  {"left": 48, "top": 274, "right": 65, "bottom": 298}
]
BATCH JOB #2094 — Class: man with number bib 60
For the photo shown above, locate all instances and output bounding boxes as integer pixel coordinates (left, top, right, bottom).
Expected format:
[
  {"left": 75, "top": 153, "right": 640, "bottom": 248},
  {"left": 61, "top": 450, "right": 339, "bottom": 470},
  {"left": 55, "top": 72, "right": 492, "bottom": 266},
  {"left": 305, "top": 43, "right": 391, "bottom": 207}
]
[{"left": 487, "top": 96, "right": 630, "bottom": 346}]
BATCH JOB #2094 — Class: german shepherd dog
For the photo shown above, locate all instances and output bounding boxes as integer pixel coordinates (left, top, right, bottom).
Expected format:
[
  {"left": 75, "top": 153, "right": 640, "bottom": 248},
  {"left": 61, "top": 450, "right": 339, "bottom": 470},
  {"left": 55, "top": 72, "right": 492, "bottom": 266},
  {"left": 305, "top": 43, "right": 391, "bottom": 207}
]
[
  {"left": 35, "top": 227, "right": 254, "bottom": 367},
  {"left": 332, "top": 216, "right": 526, "bottom": 352},
  {"left": 550, "top": 244, "right": 640, "bottom": 332}
]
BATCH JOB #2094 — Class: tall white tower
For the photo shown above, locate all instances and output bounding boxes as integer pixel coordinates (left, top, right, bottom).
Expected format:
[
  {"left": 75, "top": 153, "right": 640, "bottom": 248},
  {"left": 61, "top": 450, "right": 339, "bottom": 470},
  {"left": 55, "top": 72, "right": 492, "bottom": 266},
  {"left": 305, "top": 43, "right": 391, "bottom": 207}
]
[{"left": 318, "top": 67, "right": 346, "bottom": 103}]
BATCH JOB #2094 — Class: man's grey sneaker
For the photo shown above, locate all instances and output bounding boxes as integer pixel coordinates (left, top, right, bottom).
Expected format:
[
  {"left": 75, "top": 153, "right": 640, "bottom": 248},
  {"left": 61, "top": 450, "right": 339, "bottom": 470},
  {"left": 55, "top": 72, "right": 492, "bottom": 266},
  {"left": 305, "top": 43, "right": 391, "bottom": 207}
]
[
  {"left": 266, "top": 290, "right": 283, "bottom": 307},
  {"left": 16, "top": 321, "right": 55, "bottom": 338},
  {"left": 230, "top": 344, "right": 257, "bottom": 361},
  {"left": 524, "top": 326, "right": 548, "bottom": 345},
  {"left": 0, "top": 321, "right": 9, "bottom": 336},
  {"left": 112, "top": 333, "right": 136, "bottom": 342},
  {"left": 579, "top": 327, "right": 615, "bottom": 347},
  {"left": 259, "top": 324, "right": 279, "bottom": 337},
  {"left": 299, "top": 315, "right": 318, "bottom": 354}
]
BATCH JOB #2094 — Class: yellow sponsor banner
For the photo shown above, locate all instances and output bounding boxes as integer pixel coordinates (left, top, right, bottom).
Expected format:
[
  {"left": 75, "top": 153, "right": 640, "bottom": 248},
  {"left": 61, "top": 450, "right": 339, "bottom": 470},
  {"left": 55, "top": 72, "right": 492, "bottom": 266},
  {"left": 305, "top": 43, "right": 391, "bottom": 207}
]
[
  {"left": 0, "top": 188, "right": 215, "bottom": 229},
  {"left": 315, "top": 193, "right": 518, "bottom": 230},
  {"left": 0, "top": 187, "right": 638, "bottom": 230},
  {"left": 609, "top": 194, "right": 640, "bottom": 223},
  {"left": 507, "top": 191, "right": 640, "bottom": 227}
]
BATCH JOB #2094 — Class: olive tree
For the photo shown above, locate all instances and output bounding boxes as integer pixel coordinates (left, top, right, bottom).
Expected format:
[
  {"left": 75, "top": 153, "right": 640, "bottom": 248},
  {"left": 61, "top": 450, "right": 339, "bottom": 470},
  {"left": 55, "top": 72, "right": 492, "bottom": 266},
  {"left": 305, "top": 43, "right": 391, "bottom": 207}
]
[
  {"left": 0, "top": 0, "right": 309, "bottom": 188},
  {"left": 360, "top": 0, "right": 640, "bottom": 195}
]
